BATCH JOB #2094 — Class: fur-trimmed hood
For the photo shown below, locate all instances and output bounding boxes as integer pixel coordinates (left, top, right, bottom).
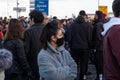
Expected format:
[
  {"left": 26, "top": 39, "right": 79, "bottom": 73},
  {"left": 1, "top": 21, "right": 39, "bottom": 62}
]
[{"left": 0, "top": 49, "right": 12, "bottom": 72}]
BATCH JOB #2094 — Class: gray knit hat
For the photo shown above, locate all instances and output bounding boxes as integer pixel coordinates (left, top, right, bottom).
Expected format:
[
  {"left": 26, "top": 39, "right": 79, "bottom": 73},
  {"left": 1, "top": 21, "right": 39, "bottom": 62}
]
[{"left": 0, "top": 49, "right": 12, "bottom": 72}]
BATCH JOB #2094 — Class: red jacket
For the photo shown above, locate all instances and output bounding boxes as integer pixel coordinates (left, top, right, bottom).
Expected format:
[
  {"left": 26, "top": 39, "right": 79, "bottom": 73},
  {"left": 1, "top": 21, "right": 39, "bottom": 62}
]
[{"left": 103, "top": 25, "right": 120, "bottom": 80}]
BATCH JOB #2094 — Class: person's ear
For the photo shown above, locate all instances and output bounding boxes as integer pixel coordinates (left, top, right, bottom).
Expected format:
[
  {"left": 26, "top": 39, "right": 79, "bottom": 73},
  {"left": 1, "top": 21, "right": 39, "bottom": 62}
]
[{"left": 51, "top": 35, "right": 56, "bottom": 41}]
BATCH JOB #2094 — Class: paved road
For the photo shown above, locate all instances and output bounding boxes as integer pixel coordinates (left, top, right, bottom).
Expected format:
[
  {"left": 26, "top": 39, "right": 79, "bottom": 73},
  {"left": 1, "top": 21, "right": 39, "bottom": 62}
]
[
  {"left": 87, "top": 64, "right": 96, "bottom": 80},
  {"left": 0, "top": 64, "right": 96, "bottom": 80}
]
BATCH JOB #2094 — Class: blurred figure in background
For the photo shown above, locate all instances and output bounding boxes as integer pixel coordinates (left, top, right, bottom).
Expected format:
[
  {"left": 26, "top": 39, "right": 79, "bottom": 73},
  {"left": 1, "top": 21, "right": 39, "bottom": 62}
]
[
  {"left": 70, "top": 10, "right": 92, "bottom": 80},
  {"left": 3, "top": 19, "right": 32, "bottom": 80},
  {"left": 43, "top": 14, "right": 49, "bottom": 25},
  {"left": 0, "top": 22, "right": 4, "bottom": 41},
  {"left": 20, "top": 16, "right": 28, "bottom": 29},
  {"left": 92, "top": 10, "right": 104, "bottom": 80}
]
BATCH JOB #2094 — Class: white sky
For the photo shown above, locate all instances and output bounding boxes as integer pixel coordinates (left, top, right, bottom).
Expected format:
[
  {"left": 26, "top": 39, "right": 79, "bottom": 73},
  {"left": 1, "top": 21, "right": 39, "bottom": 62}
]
[{"left": 0, "top": 0, "right": 113, "bottom": 18}]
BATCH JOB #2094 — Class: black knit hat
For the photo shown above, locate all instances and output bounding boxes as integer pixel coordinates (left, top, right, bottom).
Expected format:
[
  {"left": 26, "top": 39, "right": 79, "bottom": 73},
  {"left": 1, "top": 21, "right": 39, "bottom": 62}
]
[{"left": 79, "top": 10, "right": 86, "bottom": 16}]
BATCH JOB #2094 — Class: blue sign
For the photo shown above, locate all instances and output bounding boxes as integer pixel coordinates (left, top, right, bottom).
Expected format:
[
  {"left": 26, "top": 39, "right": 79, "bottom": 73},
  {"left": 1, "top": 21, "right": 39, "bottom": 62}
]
[{"left": 35, "top": 0, "right": 49, "bottom": 15}]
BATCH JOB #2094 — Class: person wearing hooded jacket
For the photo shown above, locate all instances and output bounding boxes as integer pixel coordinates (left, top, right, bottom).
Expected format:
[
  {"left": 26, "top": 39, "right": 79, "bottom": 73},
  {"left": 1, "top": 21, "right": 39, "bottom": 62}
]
[
  {"left": 70, "top": 10, "right": 93, "bottom": 80},
  {"left": 92, "top": 11, "right": 104, "bottom": 80},
  {"left": 102, "top": 0, "right": 120, "bottom": 80}
]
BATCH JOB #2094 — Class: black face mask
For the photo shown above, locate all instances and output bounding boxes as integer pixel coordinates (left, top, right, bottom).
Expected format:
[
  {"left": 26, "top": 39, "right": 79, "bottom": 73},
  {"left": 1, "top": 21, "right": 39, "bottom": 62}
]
[{"left": 56, "top": 37, "right": 64, "bottom": 47}]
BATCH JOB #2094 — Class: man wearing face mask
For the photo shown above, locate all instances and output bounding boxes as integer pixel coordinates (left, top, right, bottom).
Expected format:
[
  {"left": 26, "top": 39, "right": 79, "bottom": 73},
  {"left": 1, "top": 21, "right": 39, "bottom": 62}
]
[{"left": 37, "top": 23, "right": 77, "bottom": 80}]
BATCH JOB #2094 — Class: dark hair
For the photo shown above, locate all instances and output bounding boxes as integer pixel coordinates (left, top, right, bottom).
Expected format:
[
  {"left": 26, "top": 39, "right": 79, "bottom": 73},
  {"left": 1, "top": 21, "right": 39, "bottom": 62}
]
[
  {"left": 59, "top": 19, "right": 66, "bottom": 24},
  {"left": 40, "top": 23, "right": 59, "bottom": 49},
  {"left": 95, "top": 10, "right": 103, "bottom": 20},
  {"left": 0, "top": 21, "right": 3, "bottom": 26},
  {"left": 29, "top": 10, "right": 44, "bottom": 23},
  {"left": 79, "top": 10, "right": 86, "bottom": 16},
  {"left": 112, "top": 0, "right": 120, "bottom": 17},
  {"left": 5, "top": 18, "right": 24, "bottom": 40},
  {"left": 53, "top": 16, "right": 57, "bottom": 19}
]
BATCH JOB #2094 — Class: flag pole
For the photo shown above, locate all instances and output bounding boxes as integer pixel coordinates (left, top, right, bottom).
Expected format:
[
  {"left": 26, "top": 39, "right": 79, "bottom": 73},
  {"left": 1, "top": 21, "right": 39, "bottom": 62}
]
[{"left": 98, "top": 0, "right": 100, "bottom": 9}]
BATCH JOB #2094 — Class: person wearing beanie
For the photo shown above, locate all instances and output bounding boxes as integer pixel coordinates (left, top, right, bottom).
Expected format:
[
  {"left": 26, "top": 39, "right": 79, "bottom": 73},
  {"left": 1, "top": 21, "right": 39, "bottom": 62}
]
[
  {"left": 0, "top": 49, "right": 12, "bottom": 80},
  {"left": 79, "top": 10, "right": 86, "bottom": 16}
]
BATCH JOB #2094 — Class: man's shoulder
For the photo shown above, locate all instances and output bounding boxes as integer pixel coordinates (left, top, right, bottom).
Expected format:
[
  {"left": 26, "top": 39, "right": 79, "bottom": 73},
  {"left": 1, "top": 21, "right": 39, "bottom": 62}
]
[
  {"left": 106, "top": 25, "right": 120, "bottom": 37},
  {"left": 110, "top": 25, "right": 120, "bottom": 31},
  {"left": 25, "top": 24, "right": 44, "bottom": 33}
]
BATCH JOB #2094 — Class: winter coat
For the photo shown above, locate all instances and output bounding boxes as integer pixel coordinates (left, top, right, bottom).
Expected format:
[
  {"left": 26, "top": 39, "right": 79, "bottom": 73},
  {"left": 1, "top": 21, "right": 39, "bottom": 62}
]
[
  {"left": 92, "top": 19, "right": 104, "bottom": 50},
  {"left": 70, "top": 16, "right": 92, "bottom": 50},
  {"left": 3, "top": 39, "right": 31, "bottom": 80},
  {"left": 37, "top": 42, "right": 77, "bottom": 80},
  {"left": 0, "top": 49, "right": 12, "bottom": 80},
  {"left": 24, "top": 23, "right": 44, "bottom": 80},
  {"left": 102, "top": 17, "right": 120, "bottom": 80}
]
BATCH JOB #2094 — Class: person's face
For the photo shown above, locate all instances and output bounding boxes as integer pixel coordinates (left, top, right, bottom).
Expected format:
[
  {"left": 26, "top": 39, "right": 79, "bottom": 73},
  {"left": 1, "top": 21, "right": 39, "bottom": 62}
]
[
  {"left": 94, "top": 14, "right": 98, "bottom": 20},
  {"left": 58, "top": 23, "right": 64, "bottom": 28},
  {"left": 29, "top": 18, "right": 34, "bottom": 26},
  {"left": 56, "top": 29, "right": 63, "bottom": 39},
  {"left": 0, "top": 25, "right": 3, "bottom": 30},
  {"left": 83, "top": 15, "right": 88, "bottom": 22},
  {"left": 51, "top": 29, "right": 64, "bottom": 47},
  {"left": 63, "top": 20, "right": 67, "bottom": 25},
  {"left": 43, "top": 17, "right": 49, "bottom": 25}
]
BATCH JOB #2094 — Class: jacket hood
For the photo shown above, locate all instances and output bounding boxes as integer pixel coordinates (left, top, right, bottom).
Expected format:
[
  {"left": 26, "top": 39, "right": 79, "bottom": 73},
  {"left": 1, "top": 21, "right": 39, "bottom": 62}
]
[
  {"left": 0, "top": 49, "right": 12, "bottom": 72},
  {"left": 101, "top": 17, "right": 120, "bottom": 36},
  {"left": 75, "top": 16, "right": 85, "bottom": 23}
]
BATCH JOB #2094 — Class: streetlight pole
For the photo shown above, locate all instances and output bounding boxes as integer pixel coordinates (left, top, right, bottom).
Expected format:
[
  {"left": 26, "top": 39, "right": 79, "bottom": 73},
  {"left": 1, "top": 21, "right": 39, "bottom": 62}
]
[
  {"left": 16, "top": 0, "right": 18, "bottom": 18},
  {"left": 98, "top": 0, "right": 100, "bottom": 8}
]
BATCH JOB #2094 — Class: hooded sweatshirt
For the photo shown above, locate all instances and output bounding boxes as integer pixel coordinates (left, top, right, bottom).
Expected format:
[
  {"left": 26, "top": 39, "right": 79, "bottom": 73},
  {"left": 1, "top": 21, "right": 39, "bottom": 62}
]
[
  {"left": 102, "top": 17, "right": 120, "bottom": 80},
  {"left": 102, "top": 17, "right": 120, "bottom": 36}
]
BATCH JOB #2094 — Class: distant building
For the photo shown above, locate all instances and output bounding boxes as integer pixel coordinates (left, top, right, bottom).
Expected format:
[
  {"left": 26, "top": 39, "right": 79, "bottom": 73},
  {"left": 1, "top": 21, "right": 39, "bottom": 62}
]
[{"left": 30, "top": 0, "right": 35, "bottom": 12}]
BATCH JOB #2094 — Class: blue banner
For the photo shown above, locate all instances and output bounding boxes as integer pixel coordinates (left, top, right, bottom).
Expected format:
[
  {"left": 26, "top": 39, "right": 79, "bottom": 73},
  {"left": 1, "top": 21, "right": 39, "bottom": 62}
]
[{"left": 35, "top": 0, "right": 49, "bottom": 15}]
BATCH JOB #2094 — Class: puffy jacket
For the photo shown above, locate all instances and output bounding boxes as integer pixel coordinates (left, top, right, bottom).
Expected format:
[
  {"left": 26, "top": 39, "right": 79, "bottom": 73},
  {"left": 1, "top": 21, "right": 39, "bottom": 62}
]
[{"left": 3, "top": 39, "right": 31, "bottom": 76}]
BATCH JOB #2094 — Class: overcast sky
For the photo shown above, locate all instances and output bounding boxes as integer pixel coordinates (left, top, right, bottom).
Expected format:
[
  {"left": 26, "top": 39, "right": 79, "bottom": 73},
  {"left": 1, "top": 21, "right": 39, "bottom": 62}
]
[{"left": 0, "top": 0, "right": 113, "bottom": 18}]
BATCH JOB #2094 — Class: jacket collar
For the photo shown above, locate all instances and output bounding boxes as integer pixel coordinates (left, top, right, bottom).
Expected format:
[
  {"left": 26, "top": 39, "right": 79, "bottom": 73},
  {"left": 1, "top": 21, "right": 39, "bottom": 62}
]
[
  {"left": 47, "top": 42, "right": 65, "bottom": 54},
  {"left": 31, "top": 23, "right": 43, "bottom": 28},
  {"left": 102, "top": 17, "right": 120, "bottom": 36}
]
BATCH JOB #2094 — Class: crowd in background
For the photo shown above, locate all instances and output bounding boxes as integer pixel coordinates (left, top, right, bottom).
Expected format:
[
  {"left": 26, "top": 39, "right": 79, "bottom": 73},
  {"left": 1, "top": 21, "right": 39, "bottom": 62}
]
[{"left": 0, "top": 0, "right": 120, "bottom": 80}]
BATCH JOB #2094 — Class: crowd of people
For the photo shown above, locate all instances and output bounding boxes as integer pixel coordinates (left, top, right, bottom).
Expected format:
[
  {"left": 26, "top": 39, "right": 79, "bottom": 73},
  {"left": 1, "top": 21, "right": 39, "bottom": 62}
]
[{"left": 0, "top": 0, "right": 120, "bottom": 80}]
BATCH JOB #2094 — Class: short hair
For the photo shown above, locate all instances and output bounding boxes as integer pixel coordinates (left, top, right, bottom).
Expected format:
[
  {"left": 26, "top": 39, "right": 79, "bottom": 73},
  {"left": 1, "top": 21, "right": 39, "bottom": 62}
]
[
  {"left": 29, "top": 10, "right": 44, "bottom": 23},
  {"left": 112, "top": 0, "right": 120, "bottom": 17},
  {"left": 5, "top": 19, "right": 24, "bottom": 40},
  {"left": 40, "top": 23, "right": 59, "bottom": 50},
  {"left": 79, "top": 10, "right": 86, "bottom": 16},
  {"left": 53, "top": 16, "right": 57, "bottom": 19},
  {"left": 95, "top": 10, "right": 103, "bottom": 20}
]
